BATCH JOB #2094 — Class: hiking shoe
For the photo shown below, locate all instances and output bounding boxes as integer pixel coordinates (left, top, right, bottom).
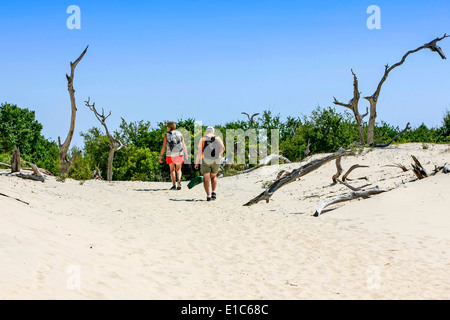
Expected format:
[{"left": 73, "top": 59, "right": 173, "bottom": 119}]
[
  {"left": 207, "top": 196, "right": 212, "bottom": 201},
  {"left": 170, "top": 185, "right": 177, "bottom": 190},
  {"left": 211, "top": 192, "right": 216, "bottom": 200},
  {"left": 177, "top": 181, "right": 182, "bottom": 190}
]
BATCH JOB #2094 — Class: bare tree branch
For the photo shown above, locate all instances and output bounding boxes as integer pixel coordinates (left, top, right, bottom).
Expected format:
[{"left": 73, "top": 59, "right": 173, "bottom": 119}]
[
  {"left": 333, "top": 69, "right": 366, "bottom": 144},
  {"left": 241, "top": 112, "right": 260, "bottom": 129},
  {"left": 365, "top": 34, "right": 449, "bottom": 144},
  {"left": 342, "top": 164, "right": 369, "bottom": 181},
  {"left": 337, "top": 178, "right": 361, "bottom": 191},
  {"left": 371, "top": 122, "right": 410, "bottom": 147}
]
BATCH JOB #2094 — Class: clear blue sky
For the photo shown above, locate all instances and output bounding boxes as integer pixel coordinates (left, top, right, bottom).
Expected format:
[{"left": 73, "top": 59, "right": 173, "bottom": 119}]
[{"left": 1, "top": 0, "right": 449, "bottom": 147}]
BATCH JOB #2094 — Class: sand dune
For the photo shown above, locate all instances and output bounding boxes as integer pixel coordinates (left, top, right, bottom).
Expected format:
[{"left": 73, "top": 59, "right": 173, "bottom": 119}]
[{"left": 1, "top": 143, "right": 449, "bottom": 299}]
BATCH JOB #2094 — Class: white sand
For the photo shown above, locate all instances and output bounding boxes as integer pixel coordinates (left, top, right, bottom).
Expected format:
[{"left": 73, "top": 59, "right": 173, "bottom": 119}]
[{"left": 1, "top": 143, "right": 449, "bottom": 299}]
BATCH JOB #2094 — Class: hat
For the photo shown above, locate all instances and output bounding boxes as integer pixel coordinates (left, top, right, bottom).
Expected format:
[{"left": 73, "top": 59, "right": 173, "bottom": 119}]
[{"left": 205, "top": 126, "right": 215, "bottom": 134}]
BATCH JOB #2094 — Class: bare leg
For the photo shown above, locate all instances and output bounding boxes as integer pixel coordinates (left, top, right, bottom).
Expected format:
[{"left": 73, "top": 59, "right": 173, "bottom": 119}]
[
  {"left": 211, "top": 173, "right": 218, "bottom": 192},
  {"left": 175, "top": 163, "right": 182, "bottom": 182},
  {"left": 169, "top": 163, "right": 176, "bottom": 185},
  {"left": 203, "top": 173, "right": 211, "bottom": 196}
]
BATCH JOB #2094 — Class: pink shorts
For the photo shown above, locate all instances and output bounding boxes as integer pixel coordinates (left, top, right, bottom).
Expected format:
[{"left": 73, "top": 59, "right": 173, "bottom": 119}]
[{"left": 166, "top": 155, "right": 184, "bottom": 164}]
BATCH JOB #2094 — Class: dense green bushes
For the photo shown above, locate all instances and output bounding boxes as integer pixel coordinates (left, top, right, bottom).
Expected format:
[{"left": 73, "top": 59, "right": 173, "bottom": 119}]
[
  {"left": 1, "top": 102, "right": 449, "bottom": 181},
  {"left": 0, "top": 103, "right": 59, "bottom": 174}
]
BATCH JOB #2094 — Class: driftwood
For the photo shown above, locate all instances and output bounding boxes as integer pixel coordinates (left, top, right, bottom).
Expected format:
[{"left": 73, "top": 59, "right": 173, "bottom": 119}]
[
  {"left": 243, "top": 148, "right": 352, "bottom": 206},
  {"left": 27, "top": 162, "right": 43, "bottom": 177},
  {"left": 384, "top": 163, "right": 408, "bottom": 172},
  {"left": 336, "top": 178, "right": 361, "bottom": 191},
  {"left": 303, "top": 140, "right": 311, "bottom": 158},
  {"left": 16, "top": 172, "right": 45, "bottom": 182},
  {"left": 11, "top": 146, "right": 21, "bottom": 173},
  {"left": 0, "top": 162, "right": 11, "bottom": 169},
  {"left": 342, "top": 164, "right": 369, "bottom": 181},
  {"left": 364, "top": 34, "right": 449, "bottom": 144},
  {"left": 276, "top": 170, "right": 290, "bottom": 180},
  {"left": 314, "top": 187, "right": 387, "bottom": 217},
  {"left": 58, "top": 46, "right": 88, "bottom": 176},
  {"left": 0, "top": 162, "right": 52, "bottom": 176},
  {"left": 333, "top": 69, "right": 368, "bottom": 144},
  {"left": 15, "top": 161, "right": 45, "bottom": 182},
  {"left": 0, "top": 192, "right": 29, "bottom": 205},
  {"left": 370, "top": 122, "right": 411, "bottom": 147},
  {"left": 332, "top": 157, "right": 343, "bottom": 184},
  {"left": 443, "top": 164, "right": 450, "bottom": 174},
  {"left": 411, "top": 155, "right": 428, "bottom": 179}
]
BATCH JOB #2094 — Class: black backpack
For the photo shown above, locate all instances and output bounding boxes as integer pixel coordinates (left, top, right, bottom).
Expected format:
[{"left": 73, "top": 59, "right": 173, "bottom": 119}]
[{"left": 203, "top": 136, "right": 220, "bottom": 160}]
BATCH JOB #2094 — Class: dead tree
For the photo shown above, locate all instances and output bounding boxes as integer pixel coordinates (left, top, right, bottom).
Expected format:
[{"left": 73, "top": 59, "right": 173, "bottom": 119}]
[
  {"left": 58, "top": 46, "right": 89, "bottom": 176},
  {"left": 11, "top": 146, "right": 21, "bottom": 173},
  {"left": 243, "top": 148, "right": 352, "bottom": 206},
  {"left": 333, "top": 69, "right": 368, "bottom": 144},
  {"left": 364, "top": 34, "right": 449, "bottom": 144},
  {"left": 85, "top": 98, "right": 127, "bottom": 181}
]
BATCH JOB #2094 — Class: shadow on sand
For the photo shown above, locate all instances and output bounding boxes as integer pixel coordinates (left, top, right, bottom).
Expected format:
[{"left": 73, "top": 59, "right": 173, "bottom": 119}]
[
  {"left": 169, "top": 198, "right": 204, "bottom": 202},
  {"left": 134, "top": 188, "right": 168, "bottom": 192}
]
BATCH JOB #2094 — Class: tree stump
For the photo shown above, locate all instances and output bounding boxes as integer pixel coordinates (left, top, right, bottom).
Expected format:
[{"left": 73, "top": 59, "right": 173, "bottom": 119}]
[{"left": 11, "top": 146, "right": 21, "bottom": 173}]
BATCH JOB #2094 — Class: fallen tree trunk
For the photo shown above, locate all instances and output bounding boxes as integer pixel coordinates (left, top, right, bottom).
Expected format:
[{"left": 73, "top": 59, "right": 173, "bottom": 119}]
[
  {"left": 243, "top": 148, "right": 352, "bottom": 206},
  {"left": 16, "top": 173, "right": 45, "bottom": 182},
  {"left": 313, "top": 187, "right": 387, "bottom": 217}
]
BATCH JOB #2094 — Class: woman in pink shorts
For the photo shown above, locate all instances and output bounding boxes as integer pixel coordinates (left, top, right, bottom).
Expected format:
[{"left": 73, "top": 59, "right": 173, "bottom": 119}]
[{"left": 159, "top": 121, "right": 188, "bottom": 190}]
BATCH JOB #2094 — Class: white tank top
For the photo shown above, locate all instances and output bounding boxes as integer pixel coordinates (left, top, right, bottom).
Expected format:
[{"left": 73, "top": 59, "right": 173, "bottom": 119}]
[{"left": 166, "top": 130, "right": 184, "bottom": 157}]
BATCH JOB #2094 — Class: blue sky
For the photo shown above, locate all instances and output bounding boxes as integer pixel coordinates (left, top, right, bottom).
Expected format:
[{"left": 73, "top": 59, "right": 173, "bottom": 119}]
[{"left": 1, "top": 0, "right": 449, "bottom": 147}]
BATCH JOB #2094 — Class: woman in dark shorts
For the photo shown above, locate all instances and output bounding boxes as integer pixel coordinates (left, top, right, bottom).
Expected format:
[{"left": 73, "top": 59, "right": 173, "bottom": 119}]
[{"left": 194, "top": 126, "right": 225, "bottom": 201}]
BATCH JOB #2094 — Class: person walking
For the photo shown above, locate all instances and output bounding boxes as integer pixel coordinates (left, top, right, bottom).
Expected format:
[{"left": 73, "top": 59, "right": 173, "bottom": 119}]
[
  {"left": 194, "top": 126, "right": 225, "bottom": 201},
  {"left": 160, "top": 121, "right": 188, "bottom": 190}
]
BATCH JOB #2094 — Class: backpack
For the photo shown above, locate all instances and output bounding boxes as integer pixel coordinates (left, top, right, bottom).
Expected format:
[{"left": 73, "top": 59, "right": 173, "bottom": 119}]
[
  {"left": 203, "top": 136, "right": 220, "bottom": 160},
  {"left": 167, "top": 131, "right": 182, "bottom": 152}
]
